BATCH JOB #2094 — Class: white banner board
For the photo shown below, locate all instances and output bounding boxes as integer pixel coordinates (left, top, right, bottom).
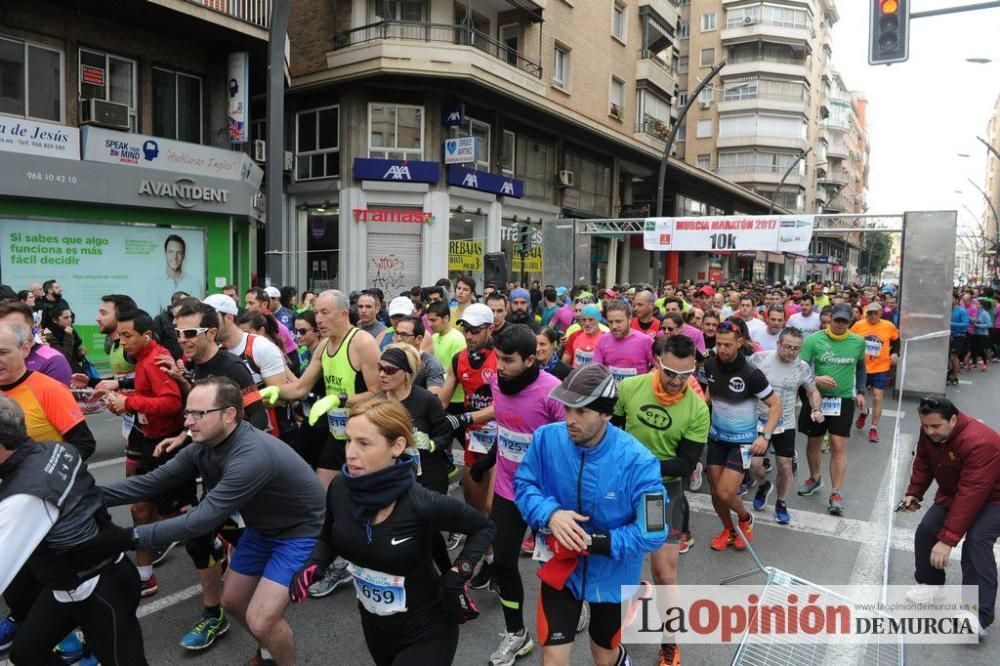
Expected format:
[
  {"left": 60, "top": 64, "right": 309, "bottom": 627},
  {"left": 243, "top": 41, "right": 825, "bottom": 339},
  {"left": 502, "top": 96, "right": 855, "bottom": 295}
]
[{"left": 643, "top": 215, "right": 814, "bottom": 253}]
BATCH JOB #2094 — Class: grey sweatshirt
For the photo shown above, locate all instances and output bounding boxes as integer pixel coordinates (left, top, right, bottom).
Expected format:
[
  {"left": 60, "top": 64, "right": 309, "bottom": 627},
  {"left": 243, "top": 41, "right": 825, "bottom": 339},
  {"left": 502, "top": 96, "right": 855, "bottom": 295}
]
[{"left": 101, "top": 422, "right": 325, "bottom": 550}]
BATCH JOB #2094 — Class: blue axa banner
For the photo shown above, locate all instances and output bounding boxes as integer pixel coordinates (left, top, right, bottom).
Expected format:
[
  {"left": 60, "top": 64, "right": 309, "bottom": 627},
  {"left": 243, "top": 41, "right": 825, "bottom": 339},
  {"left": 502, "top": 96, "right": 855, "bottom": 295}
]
[
  {"left": 447, "top": 166, "right": 523, "bottom": 198},
  {"left": 352, "top": 158, "right": 439, "bottom": 183}
]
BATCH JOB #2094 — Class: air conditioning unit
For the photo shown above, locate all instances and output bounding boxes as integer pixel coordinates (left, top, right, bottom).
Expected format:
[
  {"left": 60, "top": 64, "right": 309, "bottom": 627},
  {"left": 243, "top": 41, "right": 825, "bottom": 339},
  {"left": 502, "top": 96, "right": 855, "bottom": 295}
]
[
  {"left": 743, "top": 16, "right": 757, "bottom": 25},
  {"left": 699, "top": 100, "right": 712, "bottom": 109},
  {"left": 558, "top": 170, "right": 574, "bottom": 188},
  {"left": 253, "top": 139, "right": 266, "bottom": 163},
  {"left": 283, "top": 150, "right": 294, "bottom": 172},
  {"left": 80, "top": 98, "right": 130, "bottom": 131}
]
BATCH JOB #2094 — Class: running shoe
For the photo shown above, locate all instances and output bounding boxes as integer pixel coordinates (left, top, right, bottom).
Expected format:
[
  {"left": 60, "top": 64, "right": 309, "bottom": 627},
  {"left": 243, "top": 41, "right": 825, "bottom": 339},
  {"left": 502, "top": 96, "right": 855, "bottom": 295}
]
[
  {"left": 576, "top": 602, "right": 590, "bottom": 633},
  {"left": 752, "top": 481, "right": 773, "bottom": 511},
  {"left": 689, "top": 462, "right": 703, "bottom": 492},
  {"left": 470, "top": 561, "right": 494, "bottom": 590},
  {"left": 798, "top": 476, "right": 823, "bottom": 496},
  {"left": 710, "top": 529, "right": 734, "bottom": 551},
  {"left": 246, "top": 650, "right": 276, "bottom": 666},
  {"left": 489, "top": 630, "right": 534, "bottom": 666},
  {"left": 78, "top": 654, "right": 98, "bottom": 666},
  {"left": 828, "top": 492, "right": 844, "bottom": 515},
  {"left": 956, "top": 610, "right": 988, "bottom": 638},
  {"left": 774, "top": 500, "right": 790, "bottom": 525},
  {"left": 983, "top": 363, "right": 990, "bottom": 373},
  {"left": 140, "top": 574, "right": 158, "bottom": 597},
  {"left": 152, "top": 541, "right": 178, "bottom": 567},
  {"left": 737, "top": 481, "right": 749, "bottom": 497},
  {"left": 868, "top": 428, "right": 879, "bottom": 443},
  {"left": 445, "top": 532, "right": 464, "bottom": 551},
  {"left": 854, "top": 411, "right": 867, "bottom": 430},
  {"left": 905, "top": 584, "right": 944, "bottom": 604},
  {"left": 658, "top": 643, "right": 681, "bottom": 666},
  {"left": 678, "top": 532, "right": 693, "bottom": 554},
  {"left": 733, "top": 515, "right": 753, "bottom": 550},
  {"left": 521, "top": 533, "right": 535, "bottom": 556},
  {"left": 0, "top": 616, "right": 18, "bottom": 651},
  {"left": 180, "top": 610, "right": 230, "bottom": 650},
  {"left": 54, "top": 631, "right": 83, "bottom": 663},
  {"left": 308, "top": 562, "right": 353, "bottom": 598}
]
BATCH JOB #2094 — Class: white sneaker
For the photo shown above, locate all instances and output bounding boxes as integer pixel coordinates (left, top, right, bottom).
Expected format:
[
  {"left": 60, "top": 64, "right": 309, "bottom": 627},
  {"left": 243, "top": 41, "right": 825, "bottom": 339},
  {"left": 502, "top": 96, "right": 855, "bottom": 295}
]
[
  {"left": 905, "top": 584, "right": 944, "bottom": 604},
  {"left": 576, "top": 602, "right": 590, "bottom": 633},
  {"left": 956, "top": 610, "right": 988, "bottom": 638},
  {"left": 489, "top": 630, "right": 534, "bottom": 666}
]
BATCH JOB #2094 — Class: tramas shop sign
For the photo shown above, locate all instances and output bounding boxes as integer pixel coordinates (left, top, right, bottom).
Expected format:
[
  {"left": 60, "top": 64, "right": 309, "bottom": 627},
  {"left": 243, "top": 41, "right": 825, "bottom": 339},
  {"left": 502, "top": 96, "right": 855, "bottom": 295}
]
[{"left": 353, "top": 208, "right": 434, "bottom": 224}]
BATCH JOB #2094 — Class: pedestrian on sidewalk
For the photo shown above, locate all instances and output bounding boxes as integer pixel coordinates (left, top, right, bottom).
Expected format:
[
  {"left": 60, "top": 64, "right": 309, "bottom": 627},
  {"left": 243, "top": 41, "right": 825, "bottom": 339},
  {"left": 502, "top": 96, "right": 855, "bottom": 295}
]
[{"left": 902, "top": 396, "right": 1000, "bottom": 636}]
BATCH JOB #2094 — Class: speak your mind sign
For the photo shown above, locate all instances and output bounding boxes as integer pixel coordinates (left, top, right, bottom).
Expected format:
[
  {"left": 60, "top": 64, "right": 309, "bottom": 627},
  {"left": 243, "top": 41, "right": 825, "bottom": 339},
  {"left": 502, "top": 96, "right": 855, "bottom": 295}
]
[
  {"left": 0, "top": 219, "right": 206, "bottom": 318},
  {"left": 643, "top": 216, "right": 814, "bottom": 254}
]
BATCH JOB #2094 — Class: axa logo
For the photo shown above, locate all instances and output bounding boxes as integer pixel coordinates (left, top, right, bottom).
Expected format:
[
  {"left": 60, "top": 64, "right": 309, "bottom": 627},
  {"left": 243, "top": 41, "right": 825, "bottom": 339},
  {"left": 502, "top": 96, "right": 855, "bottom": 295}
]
[
  {"left": 384, "top": 165, "right": 412, "bottom": 180},
  {"left": 446, "top": 111, "right": 462, "bottom": 122},
  {"left": 462, "top": 173, "right": 479, "bottom": 188},
  {"left": 729, "top": 377, "right": 746, "bottom": 392},
  {"left": 500, "top": 181, "right": 515, "bottom": 195}
]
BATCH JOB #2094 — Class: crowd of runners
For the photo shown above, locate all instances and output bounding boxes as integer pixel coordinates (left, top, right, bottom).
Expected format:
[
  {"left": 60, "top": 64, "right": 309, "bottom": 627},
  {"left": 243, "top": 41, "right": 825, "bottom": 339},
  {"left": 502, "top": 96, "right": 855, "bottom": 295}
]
[{"left": 0, "top": 275, "right": 916, "bottom": 666}]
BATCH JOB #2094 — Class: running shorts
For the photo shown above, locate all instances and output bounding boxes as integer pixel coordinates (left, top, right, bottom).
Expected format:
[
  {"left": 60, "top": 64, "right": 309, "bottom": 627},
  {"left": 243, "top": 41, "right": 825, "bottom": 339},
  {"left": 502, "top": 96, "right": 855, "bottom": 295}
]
[
  {"left": 706, "top": 441, "right": 745, "bottom": 473},
  {"left": 316, "top": 436, "right": 347, "bottom": 472},
  {"left": 536, "top": 582, "right": 622, "bottom": 649},
  {"left": 767, "top": 430, "right": 796, "bottom": 458},
  {"left": 797, "top": 397, "right": 854, "bottom": 439},
  {"left": 866, "top": 371, "right": 892, "bottom": 391},
  {"left": 125, "top": 428, "right": 196, "bottom": 515},
  {"left": 228, "top": 527, "right": 317, "bottom": 587}
]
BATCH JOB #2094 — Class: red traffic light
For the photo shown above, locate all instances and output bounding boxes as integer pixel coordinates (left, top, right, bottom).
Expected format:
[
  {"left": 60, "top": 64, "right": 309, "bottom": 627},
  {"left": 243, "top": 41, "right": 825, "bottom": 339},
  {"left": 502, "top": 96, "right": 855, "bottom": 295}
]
[{"left": 880, "top": 0, "right": 899, "bottom": 13}]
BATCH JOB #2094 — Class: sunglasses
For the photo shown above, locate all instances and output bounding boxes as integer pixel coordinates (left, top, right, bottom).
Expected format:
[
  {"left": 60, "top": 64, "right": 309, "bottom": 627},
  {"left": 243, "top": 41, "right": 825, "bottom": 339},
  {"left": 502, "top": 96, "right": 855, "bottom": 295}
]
[
  {"left": 175, "top": 327, "right": 209, "bottom": 339},
  {"left": 295, "top": 327, "right": 313, "bottom": 335},
  {"left": 918, "top": 396, "right": 947, "bottom": 411},
  {"left": 664, "top": 325, "right": 678, "bottom": 332},
  {"left": 378, "top": 364, "right": 404, "bottom": 376},
  {"left": 659, "top": 362, "right": 695, "bottom": 380},
  {"left": 780, "top": 343, "right": 802, "bottom": 352},
  {"left": 459, "top": 323, "right": 489, "bottom": 335}
]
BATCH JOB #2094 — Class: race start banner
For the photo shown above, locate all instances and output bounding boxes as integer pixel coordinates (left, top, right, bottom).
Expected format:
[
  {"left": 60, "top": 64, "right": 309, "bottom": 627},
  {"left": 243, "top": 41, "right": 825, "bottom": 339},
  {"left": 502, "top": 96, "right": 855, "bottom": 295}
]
[{"left": 643, "top": 215, "right": 814, "bottom": 254}]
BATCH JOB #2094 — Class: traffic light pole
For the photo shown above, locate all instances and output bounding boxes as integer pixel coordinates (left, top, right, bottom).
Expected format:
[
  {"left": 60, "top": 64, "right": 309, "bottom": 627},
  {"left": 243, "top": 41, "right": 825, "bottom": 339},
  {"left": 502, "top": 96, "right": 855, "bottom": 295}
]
[{"left": 909, "top": 0, "right": 1000, "bottom": 19}]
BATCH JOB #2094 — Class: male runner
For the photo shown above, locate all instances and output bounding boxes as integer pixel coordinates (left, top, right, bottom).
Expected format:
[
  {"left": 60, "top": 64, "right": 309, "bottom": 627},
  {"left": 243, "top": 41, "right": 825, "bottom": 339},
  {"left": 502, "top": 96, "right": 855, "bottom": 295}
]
[
  {"left": 508, "top": 288, "right": 540, "bottom": 332},
  {"left": 751, "top": 305, "right": 785, "bottom": 352},
  {"left": 703, "top": 322, "right": 781, "bottom": 552},
  {"left": 562, "top": 304, "right": 604, "bottom": 368},
  {"left": 593, "top": 300, "right": 654, "bottom": 383},
  {"left": 797, "top": 303, "right": 867, "bottom": 515},
  {"left": 425, "top": 301, "right": 467, "bottom": 412},
  {"left": 613, "top": 335, "right": 709, "bottom": 665},
  {"left": 631, "top": 290, "right": 662, "bottom": 338},
  {"left": 851, "top": 302, "right": 900, "bottom": 443},
  {"left": 737, "top": 295, "right": 766, "bottom": 339},
  {"left": 0, "top": 301, "right": 72, "bottom": 385},
  {"left": 453, "top": 275, "right": 477, "bottom": 320},
  {"left": 787, "top": 295, "right": 821, "bottom": 336},
  {"left": 747, "top": 327, "right": 823, "bottom": 525},
  {"left": 486, "top": 291, "right": 511, "bottom": 337},
  {"left": 393, "top": 315, "right": 446, "bottom": 398}
]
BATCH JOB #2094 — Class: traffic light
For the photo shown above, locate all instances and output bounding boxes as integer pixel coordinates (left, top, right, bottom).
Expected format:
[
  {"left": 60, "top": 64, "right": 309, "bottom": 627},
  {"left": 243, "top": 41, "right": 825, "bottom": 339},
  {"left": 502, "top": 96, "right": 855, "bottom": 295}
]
[
  {"left": 517, "top": 224, "right": 531, "bottom": 254},
  {"left": 869, "top": 0, "right": 909, "bottom": 65}
]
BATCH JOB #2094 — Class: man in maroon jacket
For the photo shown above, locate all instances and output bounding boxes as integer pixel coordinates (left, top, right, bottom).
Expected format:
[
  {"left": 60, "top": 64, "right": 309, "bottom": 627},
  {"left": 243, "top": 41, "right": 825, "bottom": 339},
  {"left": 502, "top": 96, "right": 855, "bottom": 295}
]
[
  {"left": 103, "top": 309, "right": 186, "bottom": 597},
  {"left": 902, "top": 396, "right": 1000, "bottom": 634}
]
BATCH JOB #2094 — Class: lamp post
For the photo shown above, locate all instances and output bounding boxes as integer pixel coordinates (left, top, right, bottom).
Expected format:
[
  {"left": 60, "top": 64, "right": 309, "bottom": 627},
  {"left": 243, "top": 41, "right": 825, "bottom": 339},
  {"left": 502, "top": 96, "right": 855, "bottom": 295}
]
[
  {"left": 768, "top": 147, "right": 811, "bottom": 215},
  {"left": 265, "top": 0, "right": 291, "bottom": 285}
]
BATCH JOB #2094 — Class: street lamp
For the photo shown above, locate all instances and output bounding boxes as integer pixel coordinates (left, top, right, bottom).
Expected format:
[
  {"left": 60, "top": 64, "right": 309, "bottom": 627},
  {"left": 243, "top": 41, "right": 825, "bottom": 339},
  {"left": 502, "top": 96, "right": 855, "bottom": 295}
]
[
  {"left": 967, "top": 177, "right": 999, "bottom": 227},
  {"left": 966, "top": 57, "right": 993, "bottom": 64}
]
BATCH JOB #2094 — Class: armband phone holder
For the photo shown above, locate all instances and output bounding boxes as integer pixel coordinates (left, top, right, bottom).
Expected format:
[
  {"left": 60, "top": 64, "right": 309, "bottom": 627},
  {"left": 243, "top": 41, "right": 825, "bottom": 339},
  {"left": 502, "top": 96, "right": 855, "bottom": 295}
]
[{"left": 639, "top": 492, "right": 667, "bottom": 535}]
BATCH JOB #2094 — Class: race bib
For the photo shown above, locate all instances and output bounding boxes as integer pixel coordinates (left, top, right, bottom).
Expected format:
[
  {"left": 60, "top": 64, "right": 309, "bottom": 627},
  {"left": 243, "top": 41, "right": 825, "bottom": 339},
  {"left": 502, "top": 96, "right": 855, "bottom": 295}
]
[
  {"left": 532, "top": 529, "right": 554, "bottom": 563},
  {"left": 498, "top": 427, "right": 532, "bottom": 463},
  {"left": 821, "top": 397, "right": 842, "bottom": 416},
  {"left": 327, "top": 408, "right": 349, "bottom": 439},
  {"left": 574, "top": 348, "right": 595, "bottom": 367},
  {"left": 610, "top": 366, "right": 637, "bottom": 384},
  {"left": 467, "top": 422, "right": 497, "bottom": 454},
  {"left": 740, "top": 445, "right": 753, "bottom": 470},
  {"left": 865, "top": 338, "right": 883, "bottom": 357},
  {"left": 348, "top": 564, "right": 406, "bottom": 616},
  {"left": 121, "top": 414, "right": 135, "bottom": 440},
  {"left": 758, "top": 415, "right": 785, "bottom": 434}
]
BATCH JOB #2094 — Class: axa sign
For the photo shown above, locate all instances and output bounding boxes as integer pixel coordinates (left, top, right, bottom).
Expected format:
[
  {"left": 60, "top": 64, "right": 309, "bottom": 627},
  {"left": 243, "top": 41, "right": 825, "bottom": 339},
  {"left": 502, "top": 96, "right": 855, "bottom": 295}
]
[
  {"left": 447, "top": 166, "right": 524, "bottom": 199},
  {"left": 138, "top": 178, "right": 229, "bottom": 209},
  {"left": 353, "top": 158, "right": 439, "bottom": 184}
]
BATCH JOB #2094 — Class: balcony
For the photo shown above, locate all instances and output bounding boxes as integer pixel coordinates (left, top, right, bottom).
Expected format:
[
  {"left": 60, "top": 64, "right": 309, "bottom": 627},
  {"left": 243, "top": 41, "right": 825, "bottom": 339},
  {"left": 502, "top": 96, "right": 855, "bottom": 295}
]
[
  {"left": 721, "top": 21, "right": 813, "bottom": 48},
  {"left": 180, "top": 0, "right": 271, "bottom": 28},
  {"left": 723, "top": 58, "right": 810, "bottom": 80},
  {"left": 330, "top": 21, "right": 545, "bottom": 90},
  {"left": 718, "top": 93, "right": 808, "bottom": 115},
  {"left": 637, "top": 51, "right": 678, "bottom": 96},
  {"left": 716, "top": 132, "right": 808, "bottom": 151},
  {"left": 717, "top": 165, "right": 803, "bottom": 186},
  {"left": 635, "top": 114, "right": 671, "bottom": 144},
  {"left": 638, "top": 0, "right": 679, "bottom": 27},
  {"left": 818, "top": 167, "right": 850, "bottom": 188}
]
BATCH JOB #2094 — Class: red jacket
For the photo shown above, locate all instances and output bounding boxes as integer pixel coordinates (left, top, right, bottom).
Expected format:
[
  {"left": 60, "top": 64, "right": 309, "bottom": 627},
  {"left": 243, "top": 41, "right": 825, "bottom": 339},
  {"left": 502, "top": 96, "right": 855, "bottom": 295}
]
[
  {"left": 123, "top": 340, "right": 184, "bottom": 438},
  {"left": 906, "top": 413, "right": 1000, "bottom": 547}
]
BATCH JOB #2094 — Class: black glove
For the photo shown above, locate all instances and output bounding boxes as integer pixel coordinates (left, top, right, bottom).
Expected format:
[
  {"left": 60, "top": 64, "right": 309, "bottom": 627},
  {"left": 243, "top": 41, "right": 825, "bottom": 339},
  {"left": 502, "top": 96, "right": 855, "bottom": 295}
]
[
  {"left": 289, "top": 563, "right": 322, "bottom": 604},
  {"left": 469, "top": 445, "right": 497, "bottom": 483},
  {"left": 444, "top": 412, "right": 473, "bottom": 432},
  {"left": 441, "top": 570, "right": 479, "bottom": 624},
  {"left": 585, "top": 529, "right": 612, "bottom": 557}
]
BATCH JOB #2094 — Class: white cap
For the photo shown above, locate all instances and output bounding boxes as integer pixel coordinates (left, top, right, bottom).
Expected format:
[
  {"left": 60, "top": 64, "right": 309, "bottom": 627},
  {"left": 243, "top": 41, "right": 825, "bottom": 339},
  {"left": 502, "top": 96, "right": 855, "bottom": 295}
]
[
  {"left": 204, "top": 293, "right": 238, "bottom": 315},
  {"left": 388, "top": 296, "right": 414, "bottom": 317},
  {"left": 264, "top": 286, "right": 281, "bottom": 299},
  {"left": 457, "top": 303, "right": 494, "bottom": 327}
]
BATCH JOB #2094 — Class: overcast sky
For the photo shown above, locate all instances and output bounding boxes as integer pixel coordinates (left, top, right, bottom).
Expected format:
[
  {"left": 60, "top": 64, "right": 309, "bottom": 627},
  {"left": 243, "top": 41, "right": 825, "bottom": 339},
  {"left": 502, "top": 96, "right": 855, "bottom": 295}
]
[{"left": 830, "top": 0, "right": 1000, "bottom": 235}]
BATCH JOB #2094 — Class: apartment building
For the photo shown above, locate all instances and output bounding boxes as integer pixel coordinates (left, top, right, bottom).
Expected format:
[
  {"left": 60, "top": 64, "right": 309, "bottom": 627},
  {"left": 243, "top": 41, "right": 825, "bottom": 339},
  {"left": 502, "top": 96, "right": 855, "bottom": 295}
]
[
  {"left": 984, "top": 93, "right": 1000, "bottom": 283},
  {"left": 282, "top": 0, "right": 791, "bottom": 293},
  {"left": 0, "top": 0, "right": 267, "bottom": 362}
]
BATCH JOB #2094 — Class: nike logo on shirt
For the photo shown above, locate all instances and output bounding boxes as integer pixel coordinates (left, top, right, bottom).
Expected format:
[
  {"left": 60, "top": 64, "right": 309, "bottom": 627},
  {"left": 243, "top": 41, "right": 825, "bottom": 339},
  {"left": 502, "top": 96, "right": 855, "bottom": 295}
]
[{"left": 390, "top": 537, "right": 413, "bottom": 546}]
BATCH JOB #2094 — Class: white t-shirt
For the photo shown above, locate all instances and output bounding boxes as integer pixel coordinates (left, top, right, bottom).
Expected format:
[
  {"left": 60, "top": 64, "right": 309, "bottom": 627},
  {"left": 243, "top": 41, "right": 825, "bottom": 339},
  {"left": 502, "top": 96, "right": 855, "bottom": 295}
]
[
  {"left": 787, "top": 311, "right": 822, "bottom": 336},
  {"left": 749, "top": 351, "right": 816, "bottom": 433},
  {"left": 227, "top": 332, "right": 287, "bottom": 380},
  {"left": 753, "top": 328, "right": 781, "bottom": 352},
  {"left": 744, "top": 316, "right": 767, "bottom": 338}
]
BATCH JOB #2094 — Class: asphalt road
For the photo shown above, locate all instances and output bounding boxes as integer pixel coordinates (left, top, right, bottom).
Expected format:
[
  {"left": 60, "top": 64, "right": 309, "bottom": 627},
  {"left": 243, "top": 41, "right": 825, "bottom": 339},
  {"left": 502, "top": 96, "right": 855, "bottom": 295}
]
[{"left": 3, "top": 368, "right": 999, "bottom": 665}]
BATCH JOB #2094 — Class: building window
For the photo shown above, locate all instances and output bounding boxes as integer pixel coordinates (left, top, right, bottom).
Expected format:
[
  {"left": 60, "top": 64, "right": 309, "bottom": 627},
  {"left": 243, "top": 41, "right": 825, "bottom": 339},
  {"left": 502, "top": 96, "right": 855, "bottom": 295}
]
[
  {"left": 719, "top": 113, "right": 807, "bottom": 140},
  {"left": 678, "top": 56, "right": 688, "bottom": 73},
  {"left": 678, "top": 20, "right": 690, "bottom": 38},
  {"left": 699, "top": 88, "right": 714, "bottom": 105},
  {"left": 700, "top": 48, "right": 715, "bottom": 67},
  {"left": 553, "top": 44, "right": 570, "bottom": 88},
  {"left": 696, "top": 118, "right": 713, "bottom": 138},
  {"left": 515, "top": 135, "right": 555, "bottom": 201},
  {"left": 701, "top": 12, "right": 717, "bottom": 32},
  {"left": 501, "top": 130, "right": 515, "bottom": 176},
  {"left": 565, "top": 151, "right": 612, "bottom": 215},
  {"left": 609, "top": 76, "right": 625, "bottom": 118},
  {"left": 152, "top": 67, "right": 203, "bottom": 143},
  {"left": 368, "top": 103, "right": 424, "bottom": 159},
  {"left": 0, "top": 37, "right": 63, "bottom": 122},
  {"left": 697, "top": 154, "right": 711, "bottom": 170},
  {"left": 369, "top": 0, "right": 425, "bottom": 22},
  {"left": 449, "top": 116, "right": 491, "bottom": 171},
  {"left": 79, "top": 48, "right": 136, "bottom": 130},
  {"left": 676, "top": 124, "right": 686, "bottom": 142},
  {"left": 612, "top": 1, "right": 627, "bottom": 42},
  {"left": 637, "top": 88, "right": 672, "bottom": 132},
  {"left": 676, "top": 90, "right": 688, "bottom": 108},
  {"left": 296, "top": 106, "right": 339, "bottom": 181}
]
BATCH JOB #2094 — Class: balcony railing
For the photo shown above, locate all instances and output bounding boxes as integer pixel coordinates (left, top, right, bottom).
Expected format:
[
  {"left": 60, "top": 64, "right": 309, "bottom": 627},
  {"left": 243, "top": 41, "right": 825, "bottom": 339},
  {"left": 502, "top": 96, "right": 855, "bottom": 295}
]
[
  {"left": 333, "top": 20, "right": 543, "bottom": 78},
  {"left": 636, "top": 114, "right": 670, "bottom": 140},
  {"left": 184, "top": 0, "right": 271, "bottom": 29}
]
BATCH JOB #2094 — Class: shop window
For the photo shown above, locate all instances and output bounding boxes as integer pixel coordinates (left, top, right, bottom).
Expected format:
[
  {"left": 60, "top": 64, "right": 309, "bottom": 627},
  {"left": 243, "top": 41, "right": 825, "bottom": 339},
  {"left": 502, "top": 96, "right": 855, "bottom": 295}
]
[
  {"left": 153, "top": 67, "right": 203, "bottom": 143},
  {"left": 296, "top": 106, "right": 340, "bottom": 180},
  {"left": 368, "top": 103, "right": 424, "bottom": 160},
  {"left": 0, "top": 36, "right": 63, "bottom": 122},
  {"left": 79, "top": 48, "right": 136, "bottom": 131},
  {"left": 515, "top": 135, "right": 555, "bottom": 201},
  {"left": 449, "top": 116, "right": 490, "bottom": 171}
]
